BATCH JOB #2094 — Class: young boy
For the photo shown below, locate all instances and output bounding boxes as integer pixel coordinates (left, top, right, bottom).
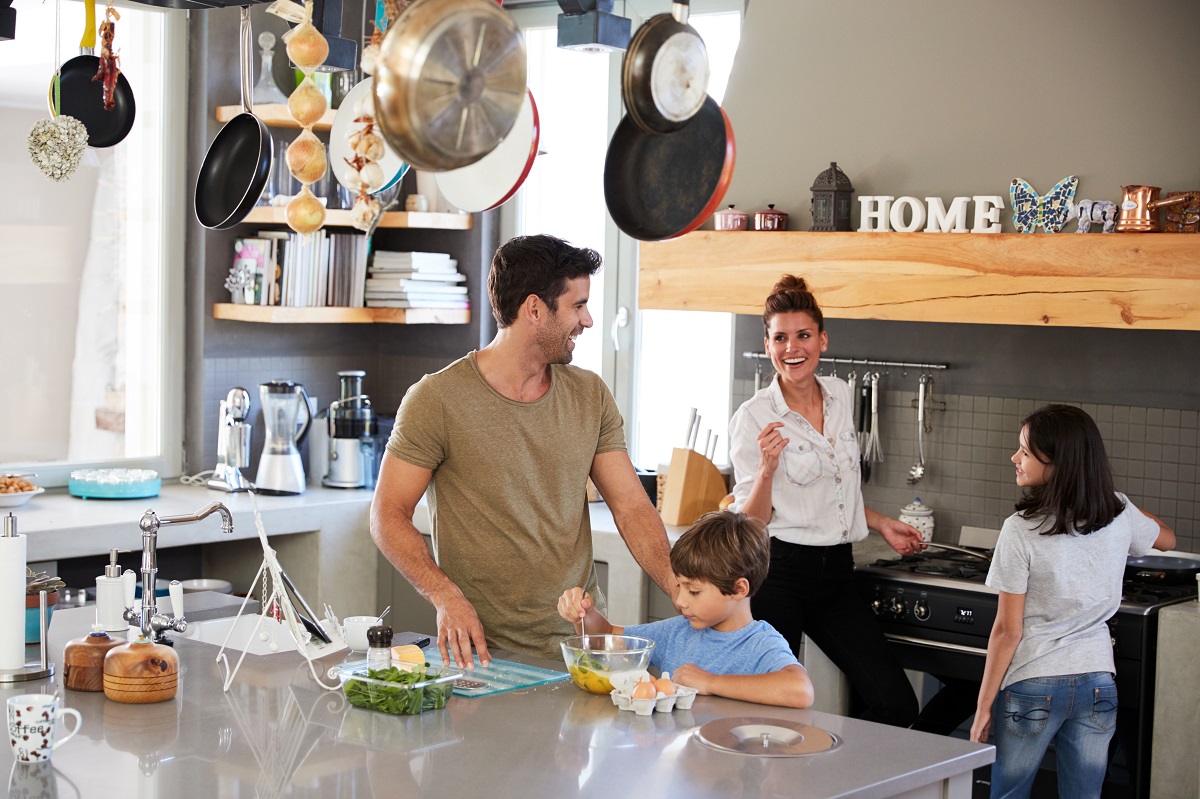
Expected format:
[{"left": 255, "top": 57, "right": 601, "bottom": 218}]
[{"left": 558, "top": 510, "right": 814, "bottom": 708}]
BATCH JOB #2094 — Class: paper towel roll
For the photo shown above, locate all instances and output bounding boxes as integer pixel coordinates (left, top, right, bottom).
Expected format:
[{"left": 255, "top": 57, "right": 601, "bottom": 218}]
[{"left": 0, "top": 533, "right": 27, "bottom": 670}]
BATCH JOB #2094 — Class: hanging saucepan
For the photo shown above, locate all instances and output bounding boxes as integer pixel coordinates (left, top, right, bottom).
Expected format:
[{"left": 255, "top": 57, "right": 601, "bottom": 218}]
[
  {"left": 50, "top": 0, "right": 136, "bottom": 148},
  {"left": 1125, "top": 555, "right": 1200, "bottom": 586},
  {"left": 604, "top": 94, "right": 735, "bottom": 242},
  {"left": 194, "top": 7, "right": 273, "bottom": 231},
  {"left": 373, "top": 0, "right": 527, "bottom": 171},
  {"left": 434, "top": 89, "right": 539, "bottom": 212},
  {"left": 622, "top": 0, "right": 709, "bottom": 135}
]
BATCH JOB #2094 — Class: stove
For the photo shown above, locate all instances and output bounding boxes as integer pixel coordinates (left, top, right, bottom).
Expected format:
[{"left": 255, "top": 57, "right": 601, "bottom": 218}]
[{"left": 854, "top": 547, "right": 1198, "bottom": 799}]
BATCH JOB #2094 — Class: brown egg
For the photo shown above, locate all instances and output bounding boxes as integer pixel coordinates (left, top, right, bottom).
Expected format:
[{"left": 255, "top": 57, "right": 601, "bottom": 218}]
[
  {"left": 654, "top": 676, "right": 676, "bottom": 696},
  {"left": 632, "top": 679, "right": 657, "bottom": 700}
]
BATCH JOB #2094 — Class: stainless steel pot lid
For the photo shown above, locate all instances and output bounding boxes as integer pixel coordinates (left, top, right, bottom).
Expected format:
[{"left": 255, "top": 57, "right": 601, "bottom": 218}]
[{"left": 693, "top": 717, "right": 841, "bottom": 757}]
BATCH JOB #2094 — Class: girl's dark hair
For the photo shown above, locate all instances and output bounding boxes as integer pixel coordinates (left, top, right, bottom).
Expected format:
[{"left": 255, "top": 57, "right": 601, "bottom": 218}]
[
  {"left": 670, "top": 510, "right": 770, "bottom": 597},
  {"left": 762, "top": 275, "right": 824, "bottom": 336},
  {"left": 1014, "top": 404, "right": 1124, "bottom": 536}
]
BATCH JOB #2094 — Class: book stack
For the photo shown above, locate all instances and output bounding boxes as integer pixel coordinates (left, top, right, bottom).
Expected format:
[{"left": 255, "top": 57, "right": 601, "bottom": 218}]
[
  {"left": 365, "top": 251, "right": 469, "bottom": 310},
  {"left": 229, "top": 232, "right": 370, "bottom": 307}
]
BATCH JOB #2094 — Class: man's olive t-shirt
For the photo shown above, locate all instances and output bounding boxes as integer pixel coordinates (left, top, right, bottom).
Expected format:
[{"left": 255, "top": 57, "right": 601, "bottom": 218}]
[{"left": 386, "top": 351, "right": 624, "bottom": 659}]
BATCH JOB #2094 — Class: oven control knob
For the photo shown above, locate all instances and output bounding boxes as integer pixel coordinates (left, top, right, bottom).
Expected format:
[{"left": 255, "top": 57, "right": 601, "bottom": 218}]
[
  {"left": 886, "top": 597, "right": 905, "bottom": 618},
  {"left": 913, "top": 600, "right": 929, "bottom": 620},
  {"left": 870, "top": 598, "right": 883, "bottom": 616}
]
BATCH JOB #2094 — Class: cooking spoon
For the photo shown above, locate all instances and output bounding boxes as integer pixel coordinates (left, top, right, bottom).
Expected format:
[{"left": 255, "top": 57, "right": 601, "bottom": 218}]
[{"left": 906, "top": 375, "right": 927, "bottom": 485}]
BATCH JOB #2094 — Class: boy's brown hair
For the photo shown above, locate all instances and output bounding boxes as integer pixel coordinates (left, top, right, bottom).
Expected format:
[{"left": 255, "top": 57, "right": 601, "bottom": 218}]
[{"left": 669, "top": 510, "right": 771, "bottom": 597}]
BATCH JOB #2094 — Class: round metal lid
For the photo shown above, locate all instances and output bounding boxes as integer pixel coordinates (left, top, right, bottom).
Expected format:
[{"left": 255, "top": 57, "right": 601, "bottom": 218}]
[{"left": 693, "top": 717, "right": 841, "bottom": 757}]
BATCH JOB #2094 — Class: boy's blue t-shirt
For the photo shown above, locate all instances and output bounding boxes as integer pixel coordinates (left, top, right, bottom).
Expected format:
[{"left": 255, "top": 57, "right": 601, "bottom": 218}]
[{"left": 622, "top": 617, "right": 801, "bottom": 677}]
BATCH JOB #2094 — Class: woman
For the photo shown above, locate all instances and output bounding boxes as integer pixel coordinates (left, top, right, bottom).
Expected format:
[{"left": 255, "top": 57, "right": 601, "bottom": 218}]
[
  {"left": 970, "top": 405, "right": 1174, "bottom": 798},
  {"left": 727, "top": 275, "right": 924, "bottom": 727}
]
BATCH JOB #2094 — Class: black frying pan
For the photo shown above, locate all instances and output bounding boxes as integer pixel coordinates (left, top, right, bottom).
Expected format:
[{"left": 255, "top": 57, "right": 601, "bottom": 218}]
[
  {"left": 50, "top": 0, "right": 136, "bottom": 149},
  {"left": 603, "top": 94, "right": 735, "bottom": 242},
  {"left": 1125, "top": 555, "right": 1200, "bottom": 586},
  {"left": 195, "top": 6, "right": 273, "bottom": 230},
  {"left": 622, "top": 0, "right": 709, "bottom": 135}
]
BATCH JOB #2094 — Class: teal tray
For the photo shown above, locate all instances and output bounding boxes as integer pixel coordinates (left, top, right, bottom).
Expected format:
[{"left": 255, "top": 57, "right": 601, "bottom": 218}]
[{"left": 68, "top": 469, "right": 161, "bottom": 499}]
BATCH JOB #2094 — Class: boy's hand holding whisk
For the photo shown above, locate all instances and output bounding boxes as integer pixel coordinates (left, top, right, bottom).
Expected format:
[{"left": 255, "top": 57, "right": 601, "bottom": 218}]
[{"left": 557, "top": 587, "right": 617, "bottom": 636}]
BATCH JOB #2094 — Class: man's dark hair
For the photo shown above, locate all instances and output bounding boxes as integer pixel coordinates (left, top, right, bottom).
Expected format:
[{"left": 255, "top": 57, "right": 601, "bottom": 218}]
[
  {"left": 670, "top": 510, "right": 771, "bottom": 597},
  {"left": 487, "top": 235, "right": 602, "bottom": 327}
]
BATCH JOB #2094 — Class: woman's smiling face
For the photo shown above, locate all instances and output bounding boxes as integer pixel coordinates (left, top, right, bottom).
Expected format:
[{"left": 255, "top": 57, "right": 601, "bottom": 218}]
[
  {"left": 765, "top": 311, "right": 827, "bottom": 385},
  {"left": 1012, "top": 424, "right": 1052, "bottom": 487}
]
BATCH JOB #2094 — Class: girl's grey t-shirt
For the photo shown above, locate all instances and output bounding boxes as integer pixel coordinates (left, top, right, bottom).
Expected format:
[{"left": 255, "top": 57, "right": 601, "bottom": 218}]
[{"left": 986, "top": 494, "right": 1159, "bottom": 689}]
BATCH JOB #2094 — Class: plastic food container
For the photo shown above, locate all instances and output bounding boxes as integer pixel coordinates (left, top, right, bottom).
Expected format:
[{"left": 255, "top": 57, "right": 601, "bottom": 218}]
[
  {"left": 609, "top": 672, "right": 698, "bottom": 715},
  {"left": 336, "top": 665, "right": 462, "bottom": 716}
]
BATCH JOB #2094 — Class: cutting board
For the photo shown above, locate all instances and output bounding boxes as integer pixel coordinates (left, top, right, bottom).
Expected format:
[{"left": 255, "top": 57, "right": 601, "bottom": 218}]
[{"left": 422, "top": 652, "right": 568, "bottom": 698}]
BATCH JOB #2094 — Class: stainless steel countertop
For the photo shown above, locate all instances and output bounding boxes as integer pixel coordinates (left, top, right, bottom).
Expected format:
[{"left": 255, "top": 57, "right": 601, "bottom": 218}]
[{"left": 2, "top": 604, "right": 993, "bottom": 799}]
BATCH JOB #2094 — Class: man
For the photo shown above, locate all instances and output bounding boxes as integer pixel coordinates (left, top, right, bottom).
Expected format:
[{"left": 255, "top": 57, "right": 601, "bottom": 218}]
[{"left": 371, "top": 234, "right": 675, "bottom": 668}]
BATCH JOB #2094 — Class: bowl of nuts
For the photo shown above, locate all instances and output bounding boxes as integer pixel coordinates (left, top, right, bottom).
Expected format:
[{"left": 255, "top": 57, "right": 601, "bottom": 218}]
[{"left": 0, "top": 475, "right": 43, "bottom": 507}]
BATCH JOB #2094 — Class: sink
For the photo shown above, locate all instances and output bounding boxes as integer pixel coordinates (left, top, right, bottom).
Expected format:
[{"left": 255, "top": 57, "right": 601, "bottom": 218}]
[{"left": 176, "top": 614, "right": 303, "bottom": 655}]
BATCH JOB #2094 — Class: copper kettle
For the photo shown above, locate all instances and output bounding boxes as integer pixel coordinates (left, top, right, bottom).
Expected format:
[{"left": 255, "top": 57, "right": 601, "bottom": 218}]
[{"left": 1116, "top": 185, "right": 1189, "bottom": 233}]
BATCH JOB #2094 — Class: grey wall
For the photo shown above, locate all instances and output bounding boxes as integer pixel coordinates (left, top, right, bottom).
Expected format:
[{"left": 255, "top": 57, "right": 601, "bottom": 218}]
[{"left": 725, "top": 0, "right": 1200, "bottom": 549}]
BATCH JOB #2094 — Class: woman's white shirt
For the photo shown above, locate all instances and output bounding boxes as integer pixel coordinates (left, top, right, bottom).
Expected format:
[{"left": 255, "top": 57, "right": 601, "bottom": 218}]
[{"left": 728, "top": 375, "right": 868, "bottom": 546}]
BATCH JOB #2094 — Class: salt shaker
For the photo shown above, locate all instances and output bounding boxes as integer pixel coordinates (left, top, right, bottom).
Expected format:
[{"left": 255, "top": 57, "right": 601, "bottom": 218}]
[{"left": 366, "top": 625, "right": 393, "bottom": 670}]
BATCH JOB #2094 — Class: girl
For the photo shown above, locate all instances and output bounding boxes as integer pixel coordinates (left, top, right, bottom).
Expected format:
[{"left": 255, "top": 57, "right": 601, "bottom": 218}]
[{"left": 970, "top": 404, "right": 1175, "bottom": 798}]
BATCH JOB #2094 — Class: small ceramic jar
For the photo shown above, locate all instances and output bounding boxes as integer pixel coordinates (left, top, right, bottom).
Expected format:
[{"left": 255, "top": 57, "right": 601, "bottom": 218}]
[
  {"left": 899, "top": 498, "right": 934, "bottom": 543},
  {"left": 754, "top": 204, "right": 788, "bottom": 231},
  {"left": 713, "top": 204, "right": 750, "bottom": 231}
]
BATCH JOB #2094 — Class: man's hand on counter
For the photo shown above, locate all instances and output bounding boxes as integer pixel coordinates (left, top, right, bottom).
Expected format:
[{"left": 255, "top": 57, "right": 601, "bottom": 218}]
[{"left": 435, "top": 588, "right": 492, "bottom": 670}]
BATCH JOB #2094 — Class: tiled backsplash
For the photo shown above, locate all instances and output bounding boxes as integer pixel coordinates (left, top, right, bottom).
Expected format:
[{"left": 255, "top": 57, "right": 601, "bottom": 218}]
[{"left": 731, "top": 378, "right": 1198, "bottom": 553}]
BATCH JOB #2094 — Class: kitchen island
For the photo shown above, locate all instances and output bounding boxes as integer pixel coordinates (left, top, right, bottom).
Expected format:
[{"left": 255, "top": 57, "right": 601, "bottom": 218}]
[{"left": 3, "top": 605, "right": 992, "bottom": 799}]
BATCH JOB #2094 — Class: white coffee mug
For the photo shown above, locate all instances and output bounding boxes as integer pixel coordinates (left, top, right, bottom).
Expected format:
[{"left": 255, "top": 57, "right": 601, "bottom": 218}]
[
  {"left": 7, "top": 694, "right": 82, "bottom": 763},
  {"left": 341, "top": 616, "right": 382, "bottom": 652}
]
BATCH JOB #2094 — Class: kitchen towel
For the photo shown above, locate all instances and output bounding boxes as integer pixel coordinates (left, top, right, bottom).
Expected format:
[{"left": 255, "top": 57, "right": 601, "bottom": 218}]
[{"left": 0, "top": 527, "right": 27, "bottom": 670}]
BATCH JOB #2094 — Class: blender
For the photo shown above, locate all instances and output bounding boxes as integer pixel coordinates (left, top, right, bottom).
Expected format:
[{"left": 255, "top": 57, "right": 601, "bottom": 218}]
[
  {"left": 323, "top": 370, "right": 376, "bottom": 489},
  {"left": 255, "top": 380, "right": 312, "bottom": 495}
]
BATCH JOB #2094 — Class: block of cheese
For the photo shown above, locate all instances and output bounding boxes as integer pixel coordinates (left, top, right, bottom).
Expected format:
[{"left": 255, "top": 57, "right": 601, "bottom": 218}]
[{"left": 391, "top": 644, "right": 426, "bottom": 672}]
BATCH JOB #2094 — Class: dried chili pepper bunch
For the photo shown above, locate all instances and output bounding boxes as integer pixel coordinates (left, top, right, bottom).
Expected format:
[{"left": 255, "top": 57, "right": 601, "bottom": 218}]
[
  {"left": 283, "top": 0, "right": 329, "bottom": 236},
  {"left": 28, "top": 115, "right": 89, "bottom": 182},
  {"left": 93, "top": 4, "right": 122, "bottom": 111}
]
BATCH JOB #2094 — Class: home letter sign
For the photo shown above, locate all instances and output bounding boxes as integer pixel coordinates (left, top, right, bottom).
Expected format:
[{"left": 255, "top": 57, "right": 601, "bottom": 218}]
[{"left": 859, "top": 195, "right": 1005, "bottom": 233}]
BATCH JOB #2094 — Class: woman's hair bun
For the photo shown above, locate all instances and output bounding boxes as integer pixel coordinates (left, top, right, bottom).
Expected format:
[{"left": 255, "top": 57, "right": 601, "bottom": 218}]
[{"left": 772, "top": 275, "right": 810, "bottom": 294}]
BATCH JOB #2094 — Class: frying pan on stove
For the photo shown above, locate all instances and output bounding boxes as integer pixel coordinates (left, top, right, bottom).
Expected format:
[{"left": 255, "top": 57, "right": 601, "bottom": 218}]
[
  {"left": 50, "top": 0, "right": 136, "bottom": 149},
  {"left": 603, "top": 94, "right": 734, "bottom": 242},
  {"left": 1125, "top": 555, "right": 1200, "bottom": 586},
  {"left": 194, "top": 6, "right": 273, "bottom": 230}
]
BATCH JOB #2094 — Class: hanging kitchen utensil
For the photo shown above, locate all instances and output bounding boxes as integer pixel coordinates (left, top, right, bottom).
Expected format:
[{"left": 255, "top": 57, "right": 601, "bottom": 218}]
[
  {"left": 194, "top": 6, "right": 274, "bottom": 231},
  {"left": 604, "top": 94, "right": 734, "bottom": 242},
  {"left": 50, "top": 0, "right": 135, "bottom": 148},
  {"left": 866, "top": 372, "right": 884, "bottom": 464},
  {"left": 859, "top": 377, "right": 871, "bottom": 482},
  {"left": 621, "top": 0, "right": 709, "bottom": 135},
  {"left": 906, "top": 374, "right": 927, "bottom": 485},
  {"left": 435, "top": 89, "right": 539, "bottom": 212},
  {"left": 373, "top": 0, "right": 527, "bottom": 171},
  {"left": 329, "top": 76, "right": 410, "bottom": 196}
]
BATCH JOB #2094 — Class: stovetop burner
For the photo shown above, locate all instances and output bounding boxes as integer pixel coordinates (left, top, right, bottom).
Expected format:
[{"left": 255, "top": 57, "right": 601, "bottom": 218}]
[{"left": 871, "top": 550, "right": 991, "bottom": 583}]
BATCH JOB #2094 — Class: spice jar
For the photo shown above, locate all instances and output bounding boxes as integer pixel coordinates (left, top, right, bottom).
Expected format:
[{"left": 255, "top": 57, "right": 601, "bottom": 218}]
[
  {"left": 712, "top": 204, "right": 750, "bottom": 231},
  {"left": 367, "top": 625, "right": 394, "bottom": 670},
  {"left": 754, "top": 204, "right": 788, "bottom": 231}
]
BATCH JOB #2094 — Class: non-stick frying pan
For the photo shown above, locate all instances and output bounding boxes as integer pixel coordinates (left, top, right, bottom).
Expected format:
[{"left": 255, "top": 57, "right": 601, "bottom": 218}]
[
  {"left": 50, "top": 0, "right": 136, "bottom": 149},
  {"left": 622, "top": 0, "right": 709, "bottom": 135},
  {"left": 1125, "top": 555, "right": 1200, "bottom": 586},
  {"left": 195, "top": 6, "right": 273, "bottom": 231},
  {"left": 434, "top": 89, "right": 539, "bottom": 212},
  {"left": 604, "top": 94, "right": 734, "bottom": 242}
]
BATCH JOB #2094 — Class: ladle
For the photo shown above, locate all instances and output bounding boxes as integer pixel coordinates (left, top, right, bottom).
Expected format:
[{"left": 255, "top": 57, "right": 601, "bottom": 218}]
[{"left": 906, "top": 375, "right": 927, "bottom": 485}]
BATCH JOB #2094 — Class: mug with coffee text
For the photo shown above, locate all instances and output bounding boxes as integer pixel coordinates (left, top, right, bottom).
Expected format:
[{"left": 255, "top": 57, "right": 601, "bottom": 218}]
[{"left": 7, "top": 695, "right": 82, "bottom": 763}]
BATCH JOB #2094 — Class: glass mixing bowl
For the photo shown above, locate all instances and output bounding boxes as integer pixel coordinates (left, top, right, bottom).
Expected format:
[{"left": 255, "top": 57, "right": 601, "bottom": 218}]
[{"left": 560, "top": 634, "right": 655, "bottom": 694}]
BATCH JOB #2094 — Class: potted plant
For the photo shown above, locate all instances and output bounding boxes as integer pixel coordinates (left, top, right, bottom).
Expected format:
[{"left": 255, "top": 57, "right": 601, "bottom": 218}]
[{"left": 26, "top": 568, "right": 65, "bottom": 644}]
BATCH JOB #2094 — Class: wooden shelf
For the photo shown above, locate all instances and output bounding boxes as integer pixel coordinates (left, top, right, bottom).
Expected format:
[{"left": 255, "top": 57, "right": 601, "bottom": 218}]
[
  {"left": 215, "top": 104, "right": 336, "bottom": 131},
  {"left": 213, "top": 304, "right": 470, "bottom": 325},
  {"left": 240, "top": 206, "right": 473, "bottom": 230},
  {"left": 638, "top": 231, "right": 1200, "bottom": 331}
]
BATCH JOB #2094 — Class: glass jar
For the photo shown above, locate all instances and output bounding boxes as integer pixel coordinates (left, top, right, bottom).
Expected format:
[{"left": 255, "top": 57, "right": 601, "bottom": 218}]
[{"left": 366, "top": 625, "right": 393, "bottom": 670}]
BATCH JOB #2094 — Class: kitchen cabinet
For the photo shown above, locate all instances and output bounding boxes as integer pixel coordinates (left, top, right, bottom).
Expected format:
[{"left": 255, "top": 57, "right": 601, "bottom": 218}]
[{"left": 639, "top": 231, "right": 1200, "bottom": 331}]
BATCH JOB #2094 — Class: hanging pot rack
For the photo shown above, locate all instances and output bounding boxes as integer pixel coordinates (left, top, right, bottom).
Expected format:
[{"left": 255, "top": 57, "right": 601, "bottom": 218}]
[{"left": 741, "top": 352, "right": 949, "bottom": 373}]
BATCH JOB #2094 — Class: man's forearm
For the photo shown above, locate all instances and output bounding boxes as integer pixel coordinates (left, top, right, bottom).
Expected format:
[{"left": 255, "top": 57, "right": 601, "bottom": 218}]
[
  {"left": 614, "top": 501, "right": 676, "bottom": 598},
  {"left": 370, "top": 506, "right": 460, "bottom": 609}
]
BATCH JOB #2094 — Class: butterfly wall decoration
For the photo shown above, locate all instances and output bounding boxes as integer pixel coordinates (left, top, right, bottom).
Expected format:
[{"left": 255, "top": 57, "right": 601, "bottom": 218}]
[{"left": 1009, "top": 175, "right": 1079, "bottom": 233}]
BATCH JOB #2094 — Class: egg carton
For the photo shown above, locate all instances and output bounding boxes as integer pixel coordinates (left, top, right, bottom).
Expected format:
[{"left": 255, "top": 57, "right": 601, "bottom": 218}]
[{"left": 609, "top": 671, "right": 697, "bottom": 716}]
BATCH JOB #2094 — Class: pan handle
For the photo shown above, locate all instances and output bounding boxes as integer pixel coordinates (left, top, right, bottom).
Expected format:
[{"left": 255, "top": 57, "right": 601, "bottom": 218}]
[
  {"left": 1134, "top": 570, "right": 1167, "bottom": 583},
  {"left": 240, "top": 6, "right": 255, "bottom": 115},
  {"left": 81, "top": 0, "right": 97, "bottom": 53}
]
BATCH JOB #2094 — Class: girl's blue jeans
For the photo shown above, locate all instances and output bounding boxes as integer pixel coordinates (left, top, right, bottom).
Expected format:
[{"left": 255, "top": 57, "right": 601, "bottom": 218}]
[{"left": 990, "top": 671, "right": 1117, "bottom": 799}]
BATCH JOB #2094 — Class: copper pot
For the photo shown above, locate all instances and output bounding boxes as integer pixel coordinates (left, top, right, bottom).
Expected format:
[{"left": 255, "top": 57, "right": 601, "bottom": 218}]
[
  {"left": 712, "top": 204, "right": 749, "bottom": 231},
  {"left": 754, "top": 204, "right": 788, "bottom": 231},
  {"left": 1116, "top": 185, "right": 1189, "bottom": 233}
]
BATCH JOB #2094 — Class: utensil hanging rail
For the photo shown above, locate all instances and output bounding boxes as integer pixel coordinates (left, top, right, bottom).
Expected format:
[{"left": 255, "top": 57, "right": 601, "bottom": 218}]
[{"left": 741, "top": 353, "right": 949, "bottom": 371}]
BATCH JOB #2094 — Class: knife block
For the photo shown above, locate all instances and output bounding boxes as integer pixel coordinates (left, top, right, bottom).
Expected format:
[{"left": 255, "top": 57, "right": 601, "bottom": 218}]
[{"left": 660, "top": 447, "right": 728, "bottom": 526}]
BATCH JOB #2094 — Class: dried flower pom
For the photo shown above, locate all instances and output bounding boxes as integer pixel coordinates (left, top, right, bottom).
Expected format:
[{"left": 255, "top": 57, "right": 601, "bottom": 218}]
[{"left": 28, "top": 116, "right": 89, "bottom": 182}]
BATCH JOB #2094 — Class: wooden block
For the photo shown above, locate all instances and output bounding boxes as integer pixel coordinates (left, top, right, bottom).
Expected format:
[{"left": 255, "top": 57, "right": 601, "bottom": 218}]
[{"left": 660, "top": 448, "right": 729, "bottom": 527}]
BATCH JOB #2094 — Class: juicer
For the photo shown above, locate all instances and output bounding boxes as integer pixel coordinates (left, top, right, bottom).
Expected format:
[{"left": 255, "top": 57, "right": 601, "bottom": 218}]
[
  {"left": 208, "top": 387, "right": 255, "bottom": 492},
  {"left": 323, "top": 370, "right": 375, "bottom": 489}
]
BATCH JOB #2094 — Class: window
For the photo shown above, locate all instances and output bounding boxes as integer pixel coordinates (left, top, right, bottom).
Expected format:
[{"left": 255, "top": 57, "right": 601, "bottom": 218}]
[
  {"left": 0, "top": 0, "right": 186, "bottom": 485},
  {"left": 505, "top": 1, "right": 742, "bottom": 469}
]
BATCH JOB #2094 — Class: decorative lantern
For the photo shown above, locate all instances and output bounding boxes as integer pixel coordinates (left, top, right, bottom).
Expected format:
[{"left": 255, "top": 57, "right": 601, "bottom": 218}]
[{"left": 810, "top": 162, "right": 855, "bottom": 231}]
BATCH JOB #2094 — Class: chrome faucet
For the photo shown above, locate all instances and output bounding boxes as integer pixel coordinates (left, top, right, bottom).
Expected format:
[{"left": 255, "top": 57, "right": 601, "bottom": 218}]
[{"left": 124, "top": 503, "right": 235, "bottom": 642}]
